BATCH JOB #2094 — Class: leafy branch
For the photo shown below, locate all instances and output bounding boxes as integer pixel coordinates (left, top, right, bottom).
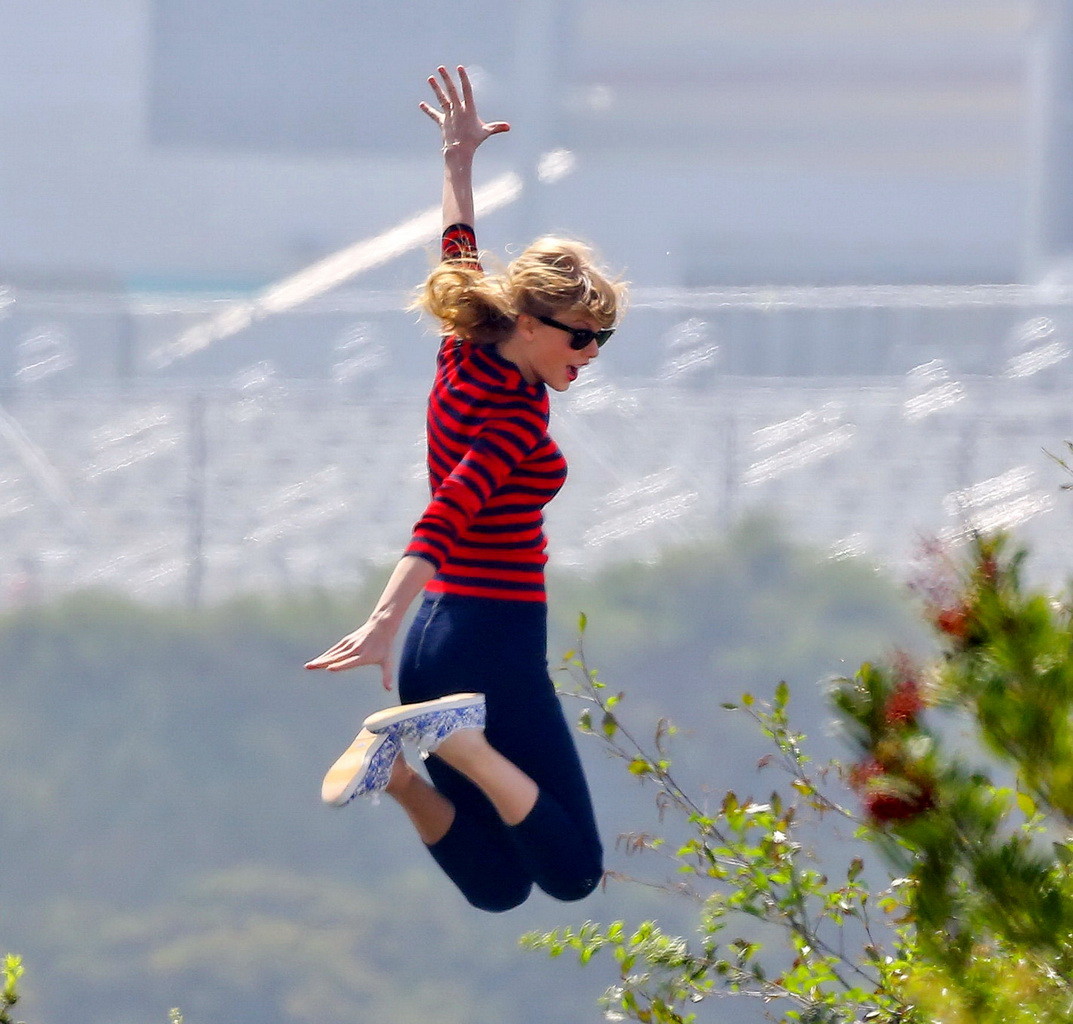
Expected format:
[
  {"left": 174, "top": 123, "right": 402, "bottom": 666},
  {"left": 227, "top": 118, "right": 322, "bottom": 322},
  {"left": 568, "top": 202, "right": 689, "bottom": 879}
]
[
  {"left": 1, "top": 957, "right": 24, "bottom": 1024},
  {"left": 1044, "top": 440, "right": 1073, "bottom": 490},
  {"left": 523, "top": 616, "right": 915, "bottom": 1024},
  {"left": 0, "top": 954, "right": 184, "bottom": 1024}
]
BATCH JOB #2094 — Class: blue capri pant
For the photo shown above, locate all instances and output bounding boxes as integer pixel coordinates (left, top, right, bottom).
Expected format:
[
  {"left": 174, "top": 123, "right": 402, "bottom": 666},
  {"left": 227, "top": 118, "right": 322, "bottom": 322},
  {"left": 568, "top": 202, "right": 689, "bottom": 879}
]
[{"left": 398, "top": 593, "right": 603, "bottom": 913}]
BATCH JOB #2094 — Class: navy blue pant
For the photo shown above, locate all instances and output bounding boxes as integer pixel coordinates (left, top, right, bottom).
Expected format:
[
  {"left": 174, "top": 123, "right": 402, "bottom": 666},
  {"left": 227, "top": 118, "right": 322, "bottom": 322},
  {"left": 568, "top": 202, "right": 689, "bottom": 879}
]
[{"left": 398, "top": 593, "right": 603, "bottom": 913}]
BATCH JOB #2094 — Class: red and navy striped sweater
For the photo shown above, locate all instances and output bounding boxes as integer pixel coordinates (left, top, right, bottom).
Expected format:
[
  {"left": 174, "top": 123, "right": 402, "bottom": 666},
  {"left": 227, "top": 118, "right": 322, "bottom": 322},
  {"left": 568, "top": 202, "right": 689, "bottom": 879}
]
[{"left": 404, "top": 224, "right": 567, "bottom": 602}]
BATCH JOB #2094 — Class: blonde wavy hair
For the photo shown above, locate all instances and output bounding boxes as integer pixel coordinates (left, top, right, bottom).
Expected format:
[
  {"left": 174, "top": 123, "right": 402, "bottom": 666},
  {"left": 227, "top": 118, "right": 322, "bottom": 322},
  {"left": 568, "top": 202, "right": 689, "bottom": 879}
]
[{"left": 415, "top": 236, "right": 628, "bottom": 346}]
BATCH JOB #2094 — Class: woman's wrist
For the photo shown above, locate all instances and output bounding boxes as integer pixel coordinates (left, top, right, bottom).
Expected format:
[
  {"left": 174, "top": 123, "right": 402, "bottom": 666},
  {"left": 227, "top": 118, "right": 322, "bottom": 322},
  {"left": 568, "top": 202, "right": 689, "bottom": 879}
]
[
  {"left": 369, "top": 604, "right": 405, "bottom": 630},
  {"left": 443, "top": 141, "right": 479, "bottom": 163}
]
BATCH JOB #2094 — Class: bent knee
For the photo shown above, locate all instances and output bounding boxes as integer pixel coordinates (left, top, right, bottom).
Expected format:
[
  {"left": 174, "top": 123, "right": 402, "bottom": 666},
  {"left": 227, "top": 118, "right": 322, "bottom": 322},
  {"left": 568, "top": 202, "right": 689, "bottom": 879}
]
[
  {"left": 542, "top": 869, "right": 602, "bottom": 904},
  {"left": 466, "top": 880, "right": 533, "bottom": 914}
]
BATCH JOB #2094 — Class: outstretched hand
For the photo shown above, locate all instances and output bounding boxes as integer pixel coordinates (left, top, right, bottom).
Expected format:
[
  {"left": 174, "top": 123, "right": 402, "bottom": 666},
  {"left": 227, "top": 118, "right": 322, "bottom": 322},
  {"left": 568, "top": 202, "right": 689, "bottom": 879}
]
[
  {"left": 305, "top": 556, "right": 433, "bottom": 692},
  {"left": 304, "top": 619, "right": 395, "bottom": 690},
  {"left": 420, "top": 65, "right": 510, "bottom": 153}
]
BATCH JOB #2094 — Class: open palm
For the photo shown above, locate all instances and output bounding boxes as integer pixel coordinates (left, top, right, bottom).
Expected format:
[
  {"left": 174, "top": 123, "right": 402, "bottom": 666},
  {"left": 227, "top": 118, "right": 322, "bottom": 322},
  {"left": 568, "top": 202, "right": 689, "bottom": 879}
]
[{"left": 420, "top": 65, "right": 510, "bottom": 151}]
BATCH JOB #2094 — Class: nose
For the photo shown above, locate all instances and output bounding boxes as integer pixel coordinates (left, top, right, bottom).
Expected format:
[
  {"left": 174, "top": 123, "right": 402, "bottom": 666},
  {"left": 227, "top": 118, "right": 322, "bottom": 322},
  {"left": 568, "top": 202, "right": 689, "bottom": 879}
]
[{"left": 582, "top": 338, "right": 600, "bottom": 358}]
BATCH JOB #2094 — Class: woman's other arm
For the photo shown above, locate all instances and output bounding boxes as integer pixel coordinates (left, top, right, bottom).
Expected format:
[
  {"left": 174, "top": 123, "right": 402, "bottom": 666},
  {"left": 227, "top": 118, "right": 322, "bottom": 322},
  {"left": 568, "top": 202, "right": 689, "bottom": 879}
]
[{"left": 304, "top": 555, "right": 435, "bottom": 688}]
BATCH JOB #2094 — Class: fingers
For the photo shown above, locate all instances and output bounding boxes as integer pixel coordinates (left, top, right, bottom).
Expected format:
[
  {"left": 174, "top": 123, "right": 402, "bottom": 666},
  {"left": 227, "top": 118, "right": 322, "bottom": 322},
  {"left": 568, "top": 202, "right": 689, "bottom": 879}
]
[
  {"left": 305, "top": 651, "right": 370, "bottom": 673},
  {"left": 324, "top": 656, "right": 362, "bottom": 672},
  {"left": 304, "top": 632, "right": 361, "bottom": 671},
  {"left": 423, "top": 65, "right": 509, "bottom": 143},
  {"left": 457, "top": 64, "right": 475, "bottom": 108},
  {"left": 425, "top": 66, "right": 476, "bottom": 117},
  {"left": 418, "top": 101, "right": 442, "bottom": 125},
  {"left": 304, "top": 654, "right": 348, "bottom": 670},
  {"left": 306, "top": 615, "right": 396, "bottom": 685},
  {"left": 427, "top": 73, "right": 449, "bottom": 111},
  {"left": 305, "top": 632, "right": 393, "bottom": 682},
  {"left": 437, "top": 65, "right": 461, "bottom": 110},
  {"left": 304, "top": 641, "right": 348, "bottom": 669}
]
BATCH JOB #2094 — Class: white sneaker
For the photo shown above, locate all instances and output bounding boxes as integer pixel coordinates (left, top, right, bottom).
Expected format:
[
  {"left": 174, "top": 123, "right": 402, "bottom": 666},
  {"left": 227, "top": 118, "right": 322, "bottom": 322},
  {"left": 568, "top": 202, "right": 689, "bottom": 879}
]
[
  {"left": 363, "top": 693, "right": 486, "bottom": 755},
  {"left": 321, "top": 727, "right": 401, "bottom": 806}
]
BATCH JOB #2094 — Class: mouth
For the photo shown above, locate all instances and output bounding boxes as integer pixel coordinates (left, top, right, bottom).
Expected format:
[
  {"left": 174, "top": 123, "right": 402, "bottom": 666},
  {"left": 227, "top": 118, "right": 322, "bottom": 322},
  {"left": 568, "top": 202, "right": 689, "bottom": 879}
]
[{"left": 567, "top": 365, "right": 580, "bottom": 382}]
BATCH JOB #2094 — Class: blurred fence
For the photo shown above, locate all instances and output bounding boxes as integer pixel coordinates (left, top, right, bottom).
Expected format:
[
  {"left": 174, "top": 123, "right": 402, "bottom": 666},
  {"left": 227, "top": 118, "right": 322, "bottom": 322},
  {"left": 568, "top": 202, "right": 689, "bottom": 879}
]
[
  {"left": 9, "top": 281, "right": 1073, "bottom": 383},
  {"left": 0, "top": 283, "right": 1070, "bottom": 606}
]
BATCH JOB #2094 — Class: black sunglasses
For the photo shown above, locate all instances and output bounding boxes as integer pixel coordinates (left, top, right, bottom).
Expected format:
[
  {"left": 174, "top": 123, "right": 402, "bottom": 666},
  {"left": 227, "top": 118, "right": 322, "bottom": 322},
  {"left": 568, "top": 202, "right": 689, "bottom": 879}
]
[{"left": 535, "top": 314, "right": 615, "bottom": 350}]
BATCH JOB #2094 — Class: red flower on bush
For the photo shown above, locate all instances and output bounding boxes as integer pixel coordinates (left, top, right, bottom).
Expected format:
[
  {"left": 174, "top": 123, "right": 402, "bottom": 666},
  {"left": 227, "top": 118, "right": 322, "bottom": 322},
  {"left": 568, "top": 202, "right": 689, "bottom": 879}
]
[
  {"left": 849, "top": 758, "right": 935, "bottom": 824},
  {"left": 848, "top": 758, "right": 881, "bottom": 791},
  {"left": 885, "top": 679, "right": 925, "bottom": 728},
  {"left": 865, "top": 784, "right": 935, "bottom": 823},
  {"left": 886, "top": 653, "right": 926, "bottom": 728},
  {"left": 935, "top": 604, "right": 970, "bottom": 641},
  {"left": 907, "top": 537, "right": 981, "bottom": 645}
]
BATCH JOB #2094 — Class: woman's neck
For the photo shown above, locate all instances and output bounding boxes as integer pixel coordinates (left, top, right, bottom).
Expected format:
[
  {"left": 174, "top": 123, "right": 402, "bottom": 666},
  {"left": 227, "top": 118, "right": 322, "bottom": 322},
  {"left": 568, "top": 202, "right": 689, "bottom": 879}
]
[{"left": 495, "top": 335, "right": 538, "bottom": 385}]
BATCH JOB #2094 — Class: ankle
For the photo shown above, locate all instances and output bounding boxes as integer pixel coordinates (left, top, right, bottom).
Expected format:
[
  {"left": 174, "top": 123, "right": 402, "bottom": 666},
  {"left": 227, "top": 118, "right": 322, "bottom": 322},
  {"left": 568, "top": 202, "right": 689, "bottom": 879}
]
[{"left": 384, "top": 754, "right": 419, "bottom": 798}]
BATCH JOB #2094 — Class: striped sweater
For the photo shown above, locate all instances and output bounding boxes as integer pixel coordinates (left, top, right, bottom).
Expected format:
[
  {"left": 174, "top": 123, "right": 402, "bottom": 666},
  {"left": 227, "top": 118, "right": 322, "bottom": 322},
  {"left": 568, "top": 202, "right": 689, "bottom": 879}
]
[{"left": 404, "top": 224, "right": 567, "bottom": 601}]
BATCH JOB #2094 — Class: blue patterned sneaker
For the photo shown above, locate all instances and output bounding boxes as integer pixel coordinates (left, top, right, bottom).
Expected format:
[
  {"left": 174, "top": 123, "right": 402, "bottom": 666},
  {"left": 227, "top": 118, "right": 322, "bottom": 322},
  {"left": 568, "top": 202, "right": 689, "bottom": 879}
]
[
  {"left": 363, "top": 693, "right": 486, "bottom": 756},
  {"left": 321, "top": 727, "right": 401, "bottom": 807}
]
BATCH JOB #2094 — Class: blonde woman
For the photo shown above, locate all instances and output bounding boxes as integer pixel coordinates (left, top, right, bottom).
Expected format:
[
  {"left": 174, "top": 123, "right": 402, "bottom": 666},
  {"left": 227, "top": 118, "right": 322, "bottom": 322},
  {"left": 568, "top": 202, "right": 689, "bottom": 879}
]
[{"left": 306, "top": 65, "right": 626, "bottom": 912}]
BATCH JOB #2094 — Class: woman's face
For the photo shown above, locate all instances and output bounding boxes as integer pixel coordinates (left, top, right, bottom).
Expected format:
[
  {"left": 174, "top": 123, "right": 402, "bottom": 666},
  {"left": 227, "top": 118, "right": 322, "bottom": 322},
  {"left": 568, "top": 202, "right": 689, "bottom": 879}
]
[{"left": 511, "top": 310, "right": 602, "bottom": 393}]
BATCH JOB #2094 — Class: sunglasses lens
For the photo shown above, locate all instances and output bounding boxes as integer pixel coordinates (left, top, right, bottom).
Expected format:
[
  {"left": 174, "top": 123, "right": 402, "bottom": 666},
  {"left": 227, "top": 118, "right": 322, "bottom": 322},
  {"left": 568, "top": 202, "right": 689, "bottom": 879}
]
[
  {"left": 568, "top": 329, "right": 614, "bottom": 350},
  {"left": 538, "top": 315, "right": 613, "bottom": 350}
]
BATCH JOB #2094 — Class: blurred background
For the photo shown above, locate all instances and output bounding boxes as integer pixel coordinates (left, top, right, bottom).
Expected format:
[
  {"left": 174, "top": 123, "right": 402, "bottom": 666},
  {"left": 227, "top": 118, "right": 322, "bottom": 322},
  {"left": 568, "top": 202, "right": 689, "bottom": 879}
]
[
  {"left": 0, "top": 0, "right": 1069, "bottom": 604},
  {"left": 1, "top": 2, "right": 1071, "bottom": 1022}
]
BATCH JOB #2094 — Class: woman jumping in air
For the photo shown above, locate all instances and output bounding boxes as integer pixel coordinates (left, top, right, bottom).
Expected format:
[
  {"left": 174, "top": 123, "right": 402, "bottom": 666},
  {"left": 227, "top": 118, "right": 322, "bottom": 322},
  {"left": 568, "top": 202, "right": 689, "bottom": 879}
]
[{"left": 305, "top": 65, "right": 627, "bottom": 913}]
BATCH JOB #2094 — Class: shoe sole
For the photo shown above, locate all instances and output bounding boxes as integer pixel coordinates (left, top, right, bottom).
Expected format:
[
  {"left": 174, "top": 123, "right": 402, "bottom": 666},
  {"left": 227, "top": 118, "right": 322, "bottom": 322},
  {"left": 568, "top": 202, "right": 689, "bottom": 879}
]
[
  {"left": 321, "top": 729, "right": 394, "bottom": 806},
  {"left": 363, "top": 692, "right": 485, "bottom": 734}
]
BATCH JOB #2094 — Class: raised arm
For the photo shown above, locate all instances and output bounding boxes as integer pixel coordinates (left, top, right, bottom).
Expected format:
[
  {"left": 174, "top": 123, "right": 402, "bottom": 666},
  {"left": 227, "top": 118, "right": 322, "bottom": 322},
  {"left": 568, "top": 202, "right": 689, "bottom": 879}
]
[{"left": 419, "top": 65, "right": 510, "bottom": 231}]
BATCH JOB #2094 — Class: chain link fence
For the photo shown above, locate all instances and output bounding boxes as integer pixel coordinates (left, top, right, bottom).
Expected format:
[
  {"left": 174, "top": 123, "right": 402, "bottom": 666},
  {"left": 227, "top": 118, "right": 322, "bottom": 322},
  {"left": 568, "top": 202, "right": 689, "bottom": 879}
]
[{"left": 0, "top": 283, "right": 1070, "bottom": 605}]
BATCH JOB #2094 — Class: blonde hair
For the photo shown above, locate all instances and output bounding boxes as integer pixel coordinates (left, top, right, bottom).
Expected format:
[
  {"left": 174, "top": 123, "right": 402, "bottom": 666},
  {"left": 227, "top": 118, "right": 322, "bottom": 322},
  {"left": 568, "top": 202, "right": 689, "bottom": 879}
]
[{"left": 415, "top": 236, "right": 628, "bottom": 346}]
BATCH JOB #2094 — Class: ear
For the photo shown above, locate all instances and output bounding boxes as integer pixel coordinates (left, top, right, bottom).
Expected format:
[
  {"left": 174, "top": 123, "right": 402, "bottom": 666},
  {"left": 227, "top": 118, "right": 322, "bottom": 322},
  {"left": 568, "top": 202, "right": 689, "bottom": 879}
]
[{"left": 515, "top": 312, "right": 538, "bottom": 340}]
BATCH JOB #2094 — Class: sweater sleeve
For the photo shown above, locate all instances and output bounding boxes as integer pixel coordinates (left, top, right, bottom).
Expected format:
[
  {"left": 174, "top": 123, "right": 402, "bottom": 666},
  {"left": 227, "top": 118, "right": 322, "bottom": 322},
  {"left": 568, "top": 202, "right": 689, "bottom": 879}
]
[
  {"left": 441, "top": 223, "right": 480, "bottom": 268},
  {"left": 404, "top": 401, "right": 546, "bottom": 570}
]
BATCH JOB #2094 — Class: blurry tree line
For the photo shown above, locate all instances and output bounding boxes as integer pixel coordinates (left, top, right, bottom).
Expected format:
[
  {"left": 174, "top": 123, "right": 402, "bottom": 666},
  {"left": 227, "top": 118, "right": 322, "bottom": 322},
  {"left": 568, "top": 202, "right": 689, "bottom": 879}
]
[{"left": 0, "top": 518, "right": 918, "bottom": 1024}]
